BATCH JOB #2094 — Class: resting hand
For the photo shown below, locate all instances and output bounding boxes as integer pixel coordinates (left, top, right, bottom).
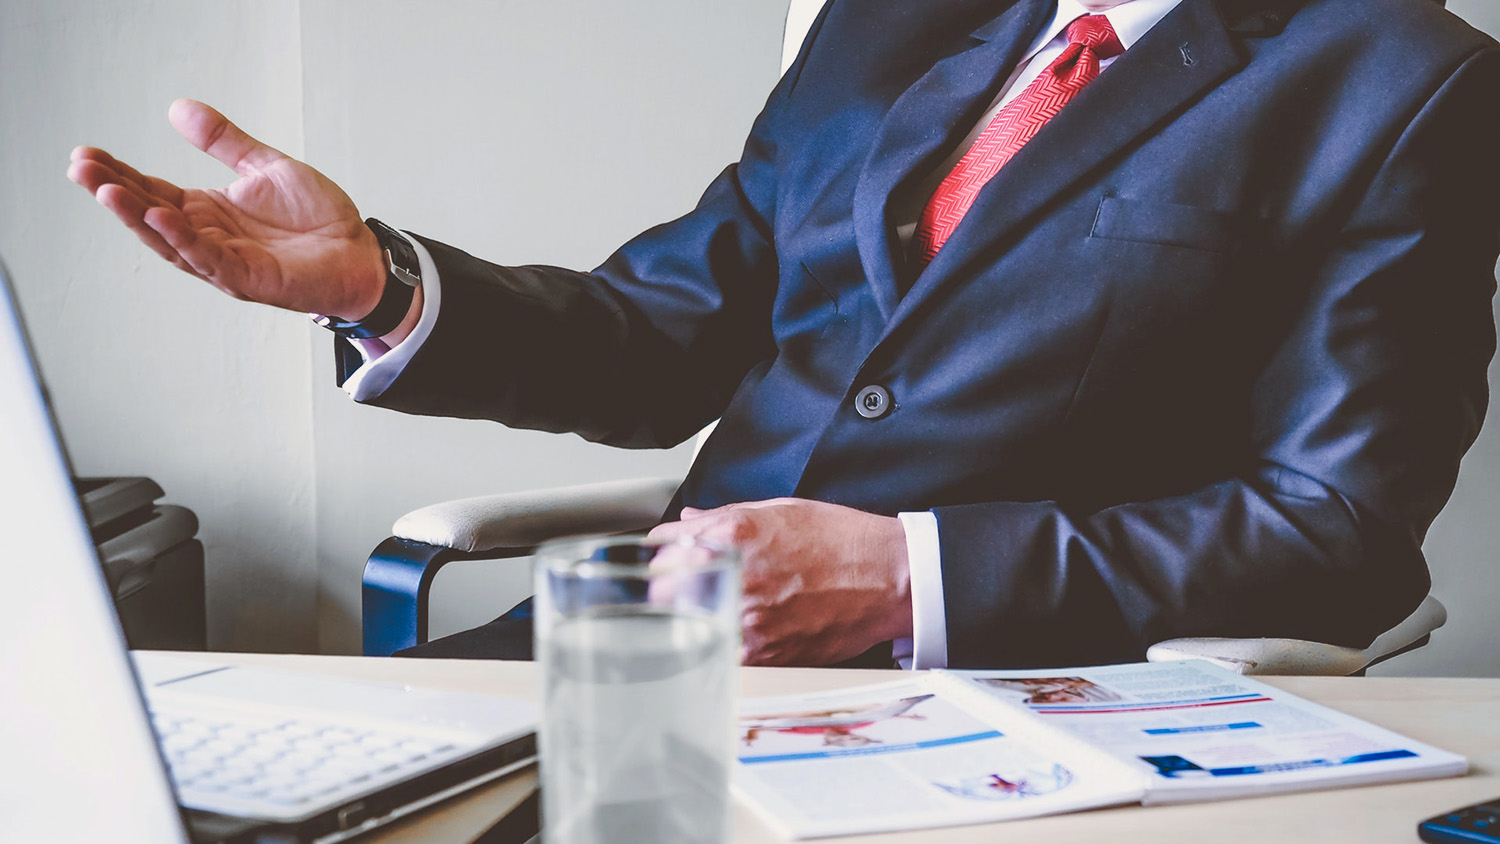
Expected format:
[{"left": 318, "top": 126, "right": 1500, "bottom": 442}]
[
  {"left": 67, "top": 99, "right": 384, "bottom": 320},
  {"left": 649, "top": 498, "right": 913, "bottom": 667}
]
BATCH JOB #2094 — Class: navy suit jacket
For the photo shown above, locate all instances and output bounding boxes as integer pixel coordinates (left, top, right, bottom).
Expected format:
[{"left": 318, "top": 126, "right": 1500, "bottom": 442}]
[{"left": 356, "top": 0, "right": 1500, "bottom": 667}]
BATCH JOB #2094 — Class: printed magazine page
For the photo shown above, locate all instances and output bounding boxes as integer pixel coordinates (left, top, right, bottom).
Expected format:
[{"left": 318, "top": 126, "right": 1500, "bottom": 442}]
[
  {"left": 945, "top": 660, "right": 1467, "bottom": 803},
  {"left": 732, "top": 678, "right": 1144, "bottom": 838}
]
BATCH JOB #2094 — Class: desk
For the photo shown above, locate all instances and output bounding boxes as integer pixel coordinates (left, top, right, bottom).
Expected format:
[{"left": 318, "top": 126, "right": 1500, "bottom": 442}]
[{"left": 179, "top": 652, "right": 1500, "bottom": 843}]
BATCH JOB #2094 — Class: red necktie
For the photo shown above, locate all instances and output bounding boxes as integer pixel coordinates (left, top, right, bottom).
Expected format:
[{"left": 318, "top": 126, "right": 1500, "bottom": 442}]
[{"left": 912, "top": 15, "right": 1125, "bottom": 268}]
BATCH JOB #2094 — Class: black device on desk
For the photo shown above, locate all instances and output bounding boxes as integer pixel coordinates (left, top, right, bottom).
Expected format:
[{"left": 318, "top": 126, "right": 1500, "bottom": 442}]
[{"left": 1420, "top": 797, "right": 1500, "bottom": 843}]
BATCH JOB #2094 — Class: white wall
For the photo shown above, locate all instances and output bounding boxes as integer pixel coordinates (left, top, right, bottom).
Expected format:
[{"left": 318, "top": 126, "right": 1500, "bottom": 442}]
[
  {"left": 4, "top": 0, "right": 1498, "bottom": 673},
  {"left": 0, "top": 0, "right": 319, "bottom": 652}
]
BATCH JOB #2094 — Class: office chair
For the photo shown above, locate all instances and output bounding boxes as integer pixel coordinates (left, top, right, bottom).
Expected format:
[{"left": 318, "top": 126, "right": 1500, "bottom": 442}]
[{"left": 362, "top": 0, "right": 1450, "bottom": 674}]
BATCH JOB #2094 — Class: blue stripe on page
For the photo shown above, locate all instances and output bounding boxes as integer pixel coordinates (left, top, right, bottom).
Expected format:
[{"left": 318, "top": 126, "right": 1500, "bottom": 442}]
[
  {"left": 1144, "top": 722, "right": 1261, "bottom": 735},
  {"left": 739, "top": 730, "right": 1003, "bottom": 765},
  {"left": 1206, "top": 749, "right": 1419, "bottom": 777},
  {"left": 1340, "top": 750, "right": 1422, "bottom": 765}
]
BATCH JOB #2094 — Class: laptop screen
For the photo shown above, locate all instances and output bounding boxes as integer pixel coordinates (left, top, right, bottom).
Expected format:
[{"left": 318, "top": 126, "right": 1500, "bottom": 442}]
[{"left": 0, "top": 260, "right": 190, "bottom": 843}]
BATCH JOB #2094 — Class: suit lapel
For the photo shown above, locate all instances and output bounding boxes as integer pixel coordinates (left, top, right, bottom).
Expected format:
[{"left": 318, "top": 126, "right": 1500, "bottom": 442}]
[
  {"left": 850, "top": 0, "right": 1054, "bottom": 321},
  {"left": 884, "top": 0, "right": 1248, "bottom": 333}
]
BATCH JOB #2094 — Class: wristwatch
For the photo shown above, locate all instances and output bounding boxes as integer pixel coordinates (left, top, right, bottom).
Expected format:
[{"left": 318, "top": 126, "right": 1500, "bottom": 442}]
[{"left": 312, "top": 218, "right": 422, "bottom": 339}]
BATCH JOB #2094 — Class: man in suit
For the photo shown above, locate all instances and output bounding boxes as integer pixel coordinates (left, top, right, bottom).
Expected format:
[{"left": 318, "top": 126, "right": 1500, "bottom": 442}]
[{"left": 69, "top": 0, "right": 1500, "bottom": 669}]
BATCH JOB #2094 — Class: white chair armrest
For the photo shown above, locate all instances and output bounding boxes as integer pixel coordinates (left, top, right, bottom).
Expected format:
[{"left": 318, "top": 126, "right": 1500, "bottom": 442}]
[
  {"left": 393, "top": 477, "right": 681, "bottom": 553},
  {"left": 1145, "top": 595, "right": 1447, "bottom": 675}
]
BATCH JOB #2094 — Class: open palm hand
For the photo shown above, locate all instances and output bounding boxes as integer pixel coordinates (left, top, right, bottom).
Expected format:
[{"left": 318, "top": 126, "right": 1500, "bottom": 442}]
[{"left": 68, "top": 99, "right": 384, "bottom": 319}]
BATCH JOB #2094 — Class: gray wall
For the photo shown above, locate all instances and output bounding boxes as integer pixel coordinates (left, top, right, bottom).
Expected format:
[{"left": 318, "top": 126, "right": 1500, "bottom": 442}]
[
  {"left": 3, "top": 0, "right": 1497, "bottom": 673},
  {"left": 0, "top": 0, "right": 319, "bottom": 652},
  {"left": 1450, "top": 0, "right": 1500, "bottom": 38},
  {"left": 297, "top": 0, "right": 786, "bottom": 652}
]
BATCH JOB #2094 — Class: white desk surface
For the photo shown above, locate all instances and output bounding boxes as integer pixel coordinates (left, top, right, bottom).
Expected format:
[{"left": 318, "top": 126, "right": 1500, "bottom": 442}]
[{"left": 170, "top": 652, "right": 1500, "bottom": 844}]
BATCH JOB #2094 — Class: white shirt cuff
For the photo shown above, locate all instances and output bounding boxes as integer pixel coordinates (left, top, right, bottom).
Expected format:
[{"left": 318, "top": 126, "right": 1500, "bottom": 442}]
[
  {"left": 341, "top": 233, "right": 442, "bottom": 402},
  {"left": 894, "top": 510, "right": 947, "bottom": 670}
]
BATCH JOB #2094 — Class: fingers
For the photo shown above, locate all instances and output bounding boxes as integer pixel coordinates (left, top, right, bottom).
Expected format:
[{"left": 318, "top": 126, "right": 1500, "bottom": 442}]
[
  {"left": 93, "top": 184, "right": 194, "bottom": 275},
  {"left": 69, "top": 158, "right": 174, "bottom": 222},
  {"left": 647, "top": 516, "right": 724, "bottom": 544},
  {"left": 70, "top": 146, "right": 185, "bottom": 207},
  {"left": 680, "top": 499, "right": 790, "bottom": 519},
  {"left": 69, "top": 143, "right": 245, "bottom": 284},
  {"left": 671, "top": 503, "right": 740, "bottom": 525},
  {"left": 73, "top": 147, "right": 192, "bottom": 275},
  {"left": 69, "top": 151, "right": 193, "bottom": 273},
  {"left": 168, "top": 99, "right": 282, "bottom": 176},
  {"left": 653, "top": 499, "right": 794, "bottom": 549},
  {"left": 646, "top": 520, "right": 682, "bottom": 541},
  {"left": 67, "top": 154, "right": 115, "bottom": 193},
  {"left": 143, "top": 205, "right": 242, "bottom": 290}
]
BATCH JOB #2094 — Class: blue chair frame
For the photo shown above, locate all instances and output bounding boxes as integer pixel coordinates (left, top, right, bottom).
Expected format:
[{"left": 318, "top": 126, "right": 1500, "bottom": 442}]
[{"left": 362, "top": 539, "right": 531, "bottom": 656}]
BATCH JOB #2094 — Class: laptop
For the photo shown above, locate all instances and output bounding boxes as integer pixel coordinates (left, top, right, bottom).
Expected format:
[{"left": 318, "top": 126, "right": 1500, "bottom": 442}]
[{"left": 0, "top": 258, "right": 537, "bottom": 844}]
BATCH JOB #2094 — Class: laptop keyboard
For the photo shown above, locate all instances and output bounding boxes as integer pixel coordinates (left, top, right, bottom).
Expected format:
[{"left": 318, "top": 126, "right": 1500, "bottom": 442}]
[{"left": 152, "top": 709, "right": 460, "bottom": 815}]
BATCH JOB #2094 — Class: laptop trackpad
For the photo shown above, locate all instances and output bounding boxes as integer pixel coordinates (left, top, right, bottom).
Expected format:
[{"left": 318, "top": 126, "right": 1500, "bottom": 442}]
[{"left": 135, "top": 654, "right": 535, "bottom": 737}]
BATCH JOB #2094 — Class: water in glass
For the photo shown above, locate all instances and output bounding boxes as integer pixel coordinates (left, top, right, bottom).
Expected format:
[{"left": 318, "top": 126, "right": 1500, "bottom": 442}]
[{"left": 541, "top": 606, "right": 735, "bottom": 844}]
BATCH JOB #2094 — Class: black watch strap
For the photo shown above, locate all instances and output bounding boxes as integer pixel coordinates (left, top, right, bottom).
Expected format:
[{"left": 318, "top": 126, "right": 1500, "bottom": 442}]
[{"left": 313, "top": 218, "right": 422, "bottom": 340}]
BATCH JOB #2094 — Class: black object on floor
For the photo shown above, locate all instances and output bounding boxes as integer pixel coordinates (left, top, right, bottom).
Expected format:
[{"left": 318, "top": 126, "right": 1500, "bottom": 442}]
[{"left": 76, "top": 476, "right": 206, "bottom": 651}]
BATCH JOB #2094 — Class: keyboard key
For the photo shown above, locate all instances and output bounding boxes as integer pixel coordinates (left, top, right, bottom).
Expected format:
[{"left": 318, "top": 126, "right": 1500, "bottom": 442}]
[
  {"left": 238, "top": 745, "right": 287, "bottom": 764},
  {"left": 161, "top": 734, "right": 204, "bottom": 754},
  {"left": 156, "top": 709, "right": 469, "bottom": 812}
]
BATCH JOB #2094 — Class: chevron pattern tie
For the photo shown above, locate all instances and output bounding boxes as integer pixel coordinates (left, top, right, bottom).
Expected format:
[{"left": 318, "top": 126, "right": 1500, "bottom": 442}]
[{"left": 912, "top": 15, "right": 1125, "bottom": 268}]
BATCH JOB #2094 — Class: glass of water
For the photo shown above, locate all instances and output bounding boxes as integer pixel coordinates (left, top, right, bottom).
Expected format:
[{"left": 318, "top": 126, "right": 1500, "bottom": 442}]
[{"left": 535, "top": 534, "right": 741, "bottom": 844}]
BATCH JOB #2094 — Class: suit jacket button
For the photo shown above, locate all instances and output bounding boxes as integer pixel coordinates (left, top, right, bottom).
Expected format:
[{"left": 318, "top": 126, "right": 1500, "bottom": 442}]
[{"left": 854, "top": 385, "right": 892, "bottom": 419}]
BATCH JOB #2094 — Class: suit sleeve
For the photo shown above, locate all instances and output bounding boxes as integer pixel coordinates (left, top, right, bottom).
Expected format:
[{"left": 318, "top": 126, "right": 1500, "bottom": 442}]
[
  {"left": 933, "top": 47, "right": 1500, "bottom": 668},
  {"left": 351, "top": 5, "right": 836, "bottom": 450}
]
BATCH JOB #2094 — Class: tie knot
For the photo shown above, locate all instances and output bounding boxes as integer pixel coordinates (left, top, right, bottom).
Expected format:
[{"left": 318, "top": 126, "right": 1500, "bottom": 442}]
[{"left": 1066, "top": 15, "right": 1124, "bottom": 60}]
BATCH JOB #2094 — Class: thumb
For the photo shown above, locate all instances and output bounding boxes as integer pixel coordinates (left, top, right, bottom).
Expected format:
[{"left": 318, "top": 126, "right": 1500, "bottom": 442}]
[{"left": 168, "top": 99, "right": 282, "bottom": 176}]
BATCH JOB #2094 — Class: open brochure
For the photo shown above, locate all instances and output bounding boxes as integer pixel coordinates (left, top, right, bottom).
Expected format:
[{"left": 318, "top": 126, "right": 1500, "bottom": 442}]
[{"left": 732, "top": 659, "right": 1466, "bottom": 839}]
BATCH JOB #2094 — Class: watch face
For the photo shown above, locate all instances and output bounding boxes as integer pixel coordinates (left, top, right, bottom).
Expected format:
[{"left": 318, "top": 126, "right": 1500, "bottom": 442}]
[{"left": 369, "top": 218, "right": 421, "bottom": 288}]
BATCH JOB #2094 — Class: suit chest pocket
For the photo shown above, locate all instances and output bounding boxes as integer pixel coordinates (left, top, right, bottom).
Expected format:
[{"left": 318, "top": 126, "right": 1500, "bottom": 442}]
[{"left": 1089, "top": 195, "right": 1257, "bottom": 254}]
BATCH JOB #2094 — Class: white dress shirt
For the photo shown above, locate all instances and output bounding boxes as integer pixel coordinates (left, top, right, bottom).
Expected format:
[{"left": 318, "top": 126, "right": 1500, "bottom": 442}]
[{"left": 344, "top": 0, "right": 1182, "bottom": 669}]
